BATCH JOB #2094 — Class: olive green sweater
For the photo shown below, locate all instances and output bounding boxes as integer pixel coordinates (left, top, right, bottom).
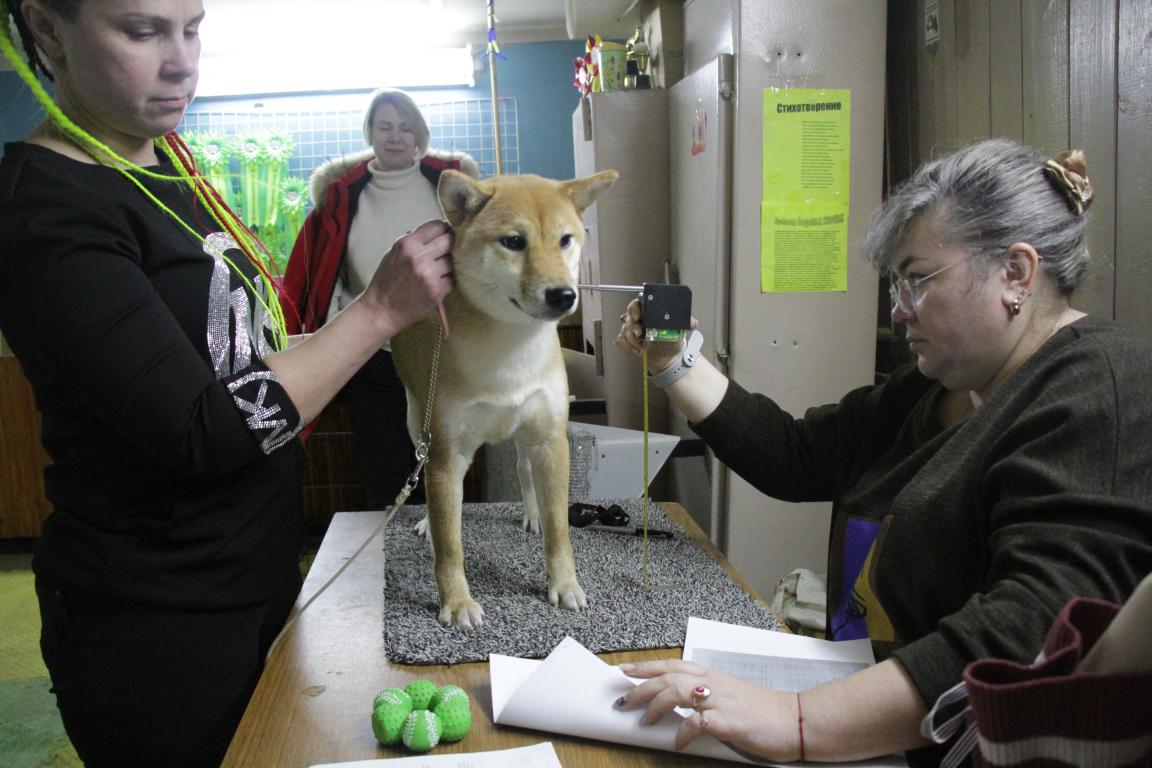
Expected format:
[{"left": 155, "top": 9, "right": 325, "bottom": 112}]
[{"left": 693, "top": 315, "right": 1152, "bottom": 761}]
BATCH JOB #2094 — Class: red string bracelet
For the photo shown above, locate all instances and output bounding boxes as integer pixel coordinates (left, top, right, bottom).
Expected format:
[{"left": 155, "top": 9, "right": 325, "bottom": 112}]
[{"left": 796, "top": 692, "right": 806, "bottom": 761}]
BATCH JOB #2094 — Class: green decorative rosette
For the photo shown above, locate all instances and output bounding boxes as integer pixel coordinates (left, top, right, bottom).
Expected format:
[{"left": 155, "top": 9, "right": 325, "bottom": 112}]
[{"left": 184, "top": 131, "right": 236, "bottom": 209}]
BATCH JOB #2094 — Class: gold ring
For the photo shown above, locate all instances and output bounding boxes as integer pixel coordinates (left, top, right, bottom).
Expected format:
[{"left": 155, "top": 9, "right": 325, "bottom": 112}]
[{"left": 692, "top": 685, "right": 711, "bottom": 705}]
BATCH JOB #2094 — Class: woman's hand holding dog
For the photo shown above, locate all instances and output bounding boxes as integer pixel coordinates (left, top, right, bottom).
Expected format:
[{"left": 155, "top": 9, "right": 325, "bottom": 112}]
[
  {"left": 362, "top": 219, "right": 455, "bottom": 339},
  {"left": 265, "top": 220, "right": 454, "bottom": 423}
]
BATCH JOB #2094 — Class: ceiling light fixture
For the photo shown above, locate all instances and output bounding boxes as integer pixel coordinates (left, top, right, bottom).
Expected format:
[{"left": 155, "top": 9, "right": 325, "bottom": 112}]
[{"left": 195, "top": 1, "right": 474, "bottom": 97}]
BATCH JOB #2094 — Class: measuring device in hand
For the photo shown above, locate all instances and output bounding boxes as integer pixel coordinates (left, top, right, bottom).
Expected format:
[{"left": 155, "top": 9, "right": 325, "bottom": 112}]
[
  {"left": 578, "top": 282, "right": 692, "bottom": 342},
  {"left": 577, "top": 282, "right": 693, "bottom": 588}
]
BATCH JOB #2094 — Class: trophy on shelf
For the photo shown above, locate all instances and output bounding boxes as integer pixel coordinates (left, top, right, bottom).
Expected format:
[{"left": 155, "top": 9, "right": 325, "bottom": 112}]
[{"left": 626, "top": 26, "right": 652, "bottom": 89}]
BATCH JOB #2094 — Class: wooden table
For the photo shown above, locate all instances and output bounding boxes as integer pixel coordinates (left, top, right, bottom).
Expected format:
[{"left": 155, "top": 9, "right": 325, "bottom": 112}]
[{"left": 224, "top": 503, "right": 775, "bottom": 767}]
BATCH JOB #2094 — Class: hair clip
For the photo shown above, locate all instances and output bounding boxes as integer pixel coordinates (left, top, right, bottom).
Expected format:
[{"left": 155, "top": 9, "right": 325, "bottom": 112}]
[{"left": 1043, "top": 149, "right": 1094, "bottom": 215}]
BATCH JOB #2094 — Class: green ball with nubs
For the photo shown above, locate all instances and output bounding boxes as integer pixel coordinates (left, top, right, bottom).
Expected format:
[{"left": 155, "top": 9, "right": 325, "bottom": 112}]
[
  {"left": 371, "top": 689, "right": 413, "bottom": 746},
  {"left": 434, "top": 695, "right": 472, "bottom": 742},
  {"left": 404, "top": 679, "right": 439, "bottom": 711},
  {"left": 370, "top": 690, "right": 412, "bottom": 746},
  {"left": 429, "top": 684, "right": 468, "bottom": 711},
  {"left": 373, "top": 688, "right": 412, "bottom": 711},
  {"left": 401, "top": 709, "right": 441, "bottom": 752}
]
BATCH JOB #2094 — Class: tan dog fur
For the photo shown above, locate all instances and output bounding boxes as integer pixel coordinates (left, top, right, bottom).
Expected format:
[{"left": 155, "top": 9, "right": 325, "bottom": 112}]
[{"left": 390, "top": 169, "right": 618, "bottom": 628}]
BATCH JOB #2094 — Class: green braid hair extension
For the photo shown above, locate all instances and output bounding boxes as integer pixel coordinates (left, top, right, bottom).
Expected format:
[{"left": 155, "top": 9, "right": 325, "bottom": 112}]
[
  {"left": 0, "top": 0, "right": 288, "bottom": 350},
  {"left": 158, "top": 134, "right": 289, "bottom": 346}
]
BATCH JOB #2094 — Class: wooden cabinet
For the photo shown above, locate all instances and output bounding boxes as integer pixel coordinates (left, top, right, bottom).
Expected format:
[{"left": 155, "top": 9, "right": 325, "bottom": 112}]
[{"left": 0, "top": 356, "right": 51, "bottom": 539}]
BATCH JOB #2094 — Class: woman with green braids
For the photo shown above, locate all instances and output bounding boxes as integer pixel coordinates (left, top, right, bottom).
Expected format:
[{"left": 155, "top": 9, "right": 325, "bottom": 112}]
[{"left": 0, "top": 2, "right": 453, "bottom": 765}]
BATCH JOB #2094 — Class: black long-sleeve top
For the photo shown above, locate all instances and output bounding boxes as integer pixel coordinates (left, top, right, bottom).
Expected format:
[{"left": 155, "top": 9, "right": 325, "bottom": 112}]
[{"left": 0, "top": 142, "right": 304, "bottom": 608}]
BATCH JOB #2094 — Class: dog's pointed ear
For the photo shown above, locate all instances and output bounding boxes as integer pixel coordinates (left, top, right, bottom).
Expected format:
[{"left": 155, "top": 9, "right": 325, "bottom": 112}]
[
  {"left": 438, "top": 170, "right": 493, "bottom": 228},
  {"left": 564, "top": 170, "right": 618, "bottom": 215}
]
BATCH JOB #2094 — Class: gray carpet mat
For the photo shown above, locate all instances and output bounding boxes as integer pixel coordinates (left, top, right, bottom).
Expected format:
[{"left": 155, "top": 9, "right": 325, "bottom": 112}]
[{"left": 382, "top": 499, "right": 779, "bottom": 665}]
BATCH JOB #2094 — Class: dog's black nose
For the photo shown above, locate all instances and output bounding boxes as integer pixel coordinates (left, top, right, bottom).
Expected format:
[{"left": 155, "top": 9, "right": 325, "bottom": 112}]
[{"left": 545, "top": 287, "right": 576, "bottom": 312}]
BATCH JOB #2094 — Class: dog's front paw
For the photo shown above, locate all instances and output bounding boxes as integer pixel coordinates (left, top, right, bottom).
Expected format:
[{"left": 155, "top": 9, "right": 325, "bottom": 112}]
[
  {"left": 521, "top": 512, "right": 540, "bottom": 534},
  {"left": 439, "top": 599, "right": 485, "bottom": 629},
  {"left": 549, "top": 579, "right": 588, "bottom": 612},
  {"left": 412, "top": 515, "right": 431, "bottom": 538}
]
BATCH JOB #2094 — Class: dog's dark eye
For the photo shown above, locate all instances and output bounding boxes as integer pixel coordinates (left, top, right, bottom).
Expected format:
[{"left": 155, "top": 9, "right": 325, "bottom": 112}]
[
  {"left": 500, "top": 235, "right": 527, "bottom": 251},
  {"left": 559, "top": 234, "right": 573, "bottom": 249}
]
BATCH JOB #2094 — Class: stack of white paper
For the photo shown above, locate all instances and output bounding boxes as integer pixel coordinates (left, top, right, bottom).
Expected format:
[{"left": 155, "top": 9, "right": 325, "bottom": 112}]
[
  {"left": 310, "top": 741, "right": 562, "bottom": 767},
  {"left": 491, "top": 618, "right": 908, "bottom": 766}
]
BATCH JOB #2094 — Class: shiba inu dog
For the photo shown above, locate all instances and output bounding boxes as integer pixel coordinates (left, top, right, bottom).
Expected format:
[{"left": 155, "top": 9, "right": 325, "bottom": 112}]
[{"left": 390, "top": 169, "right": 618, "bottom": 628}]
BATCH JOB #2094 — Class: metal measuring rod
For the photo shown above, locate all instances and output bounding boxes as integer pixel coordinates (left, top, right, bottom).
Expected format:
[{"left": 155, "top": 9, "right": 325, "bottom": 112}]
[{"left": 576, "top": 282, "right": 693, "bottom": 341}]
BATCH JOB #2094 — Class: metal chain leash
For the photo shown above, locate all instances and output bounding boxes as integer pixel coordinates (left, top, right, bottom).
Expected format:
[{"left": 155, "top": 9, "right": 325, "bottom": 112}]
[
  {"left": 395, "top": 318, "right": 443, "bottom": 507},
  {"left": 379, "top": 318, "right": 445, "bottom": 522}
]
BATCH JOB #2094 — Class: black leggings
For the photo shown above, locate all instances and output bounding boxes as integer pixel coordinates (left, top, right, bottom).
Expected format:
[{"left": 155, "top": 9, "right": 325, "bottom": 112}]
[
  {"left": 36, "top": 576, "right": 296, "bottom": 768},
  {"left": 341, "top": 348, "right": 424, "bottom": 507}
]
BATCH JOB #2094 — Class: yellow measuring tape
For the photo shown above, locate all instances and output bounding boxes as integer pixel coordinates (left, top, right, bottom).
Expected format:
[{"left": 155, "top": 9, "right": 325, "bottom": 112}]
[{"left": 641, "top": 347, "right": 651, "bottom": 589}]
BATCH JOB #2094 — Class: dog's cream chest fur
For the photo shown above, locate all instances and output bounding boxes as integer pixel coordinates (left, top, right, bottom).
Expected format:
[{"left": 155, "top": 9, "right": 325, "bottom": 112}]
[{"left": 433, "top": 321, "right": 568, "bottom": 451}]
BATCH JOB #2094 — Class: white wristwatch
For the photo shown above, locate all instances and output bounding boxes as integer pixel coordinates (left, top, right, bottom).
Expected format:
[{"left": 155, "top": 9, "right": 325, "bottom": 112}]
[{"left": 648, "top": 329, "right": 704, "bottom": 389}]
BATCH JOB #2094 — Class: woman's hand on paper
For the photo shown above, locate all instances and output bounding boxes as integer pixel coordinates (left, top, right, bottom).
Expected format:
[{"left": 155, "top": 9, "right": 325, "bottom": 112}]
[{"left": 614, "top": 659, "right": 801, "bottom": 761}]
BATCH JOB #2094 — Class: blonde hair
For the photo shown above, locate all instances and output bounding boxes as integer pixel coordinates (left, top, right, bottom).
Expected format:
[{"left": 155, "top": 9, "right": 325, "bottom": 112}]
[{"left": 362, "top": 88, "right": 430, "bottom": 156}]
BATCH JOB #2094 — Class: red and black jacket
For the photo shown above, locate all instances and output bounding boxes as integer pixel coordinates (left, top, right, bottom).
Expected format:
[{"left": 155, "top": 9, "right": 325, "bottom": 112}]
[{"left": 279, "top": 155, "right": 462, "bottom": 334}]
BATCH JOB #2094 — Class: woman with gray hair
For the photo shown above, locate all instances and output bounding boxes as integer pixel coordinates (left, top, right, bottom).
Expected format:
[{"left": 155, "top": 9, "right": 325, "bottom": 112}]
[
  {"left": 612, "top": 138, "right": 1152, "bottom": 766},
  {"left": 282, "top": 88, "right": 478, "bottom": 507}
]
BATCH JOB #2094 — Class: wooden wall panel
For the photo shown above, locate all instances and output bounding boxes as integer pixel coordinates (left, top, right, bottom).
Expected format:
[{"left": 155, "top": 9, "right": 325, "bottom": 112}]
[
  {"left": 918, "top": 0, "right": 960, "bottom": 157},
  {"left": 1069, "top": 0, "right": 1118, "bottom": 317},
  {"left": 891, "top": 0, "right": 1146, "bottom": 332},
  {"left": 989, "top": 0, "right": 1024, "bottom": 139},
  {"left": 1021, "top": 0, "right": 1070, "bottom": 153},
  {"left": 954, "top": 0, "right": 991, "bottom": 144},
  {"left": 1114, "top": 0, "right": 1152, "bottom": 332}
]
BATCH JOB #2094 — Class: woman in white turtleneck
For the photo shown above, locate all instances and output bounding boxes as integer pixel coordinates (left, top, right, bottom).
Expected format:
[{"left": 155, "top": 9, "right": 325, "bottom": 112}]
[
  {"left": 282, "top": 89, "right": 478, "bottom": 508},
  {"left": 343, "top": 100, "right": 444, "bottom": 301}
]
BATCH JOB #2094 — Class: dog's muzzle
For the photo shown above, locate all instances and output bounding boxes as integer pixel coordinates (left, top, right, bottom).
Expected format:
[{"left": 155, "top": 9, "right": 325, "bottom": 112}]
[{"left": 511, "top": 286, "right": 579, "bottom": 320}]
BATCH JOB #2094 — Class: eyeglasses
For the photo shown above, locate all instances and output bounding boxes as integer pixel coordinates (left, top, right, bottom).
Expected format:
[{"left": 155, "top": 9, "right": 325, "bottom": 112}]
[{"left": 888, "top": 252, "right": 979, "bottom": 315}]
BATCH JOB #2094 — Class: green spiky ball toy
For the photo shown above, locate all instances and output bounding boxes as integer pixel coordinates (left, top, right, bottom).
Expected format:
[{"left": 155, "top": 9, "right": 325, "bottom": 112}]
[
  {"left": 434, "top": 695, "right": 472, "bottom": 742},
  {"left": 404, "top": 679, "right": 439, "bottom": 711},
  {"left": 373, "top": 688, "right": 412, "bottom": 711},
  {"left": 428, "top": 684, "right": 467, "bottom": 710},
  {"left": 373, "top": 680, "right": 472, "bottom": 752},
  {"left": 371, "top": 689, "right": 413, "bottom": 746},
  {"left": 401, "top": 709, "right": 442, "bottom": 752}
]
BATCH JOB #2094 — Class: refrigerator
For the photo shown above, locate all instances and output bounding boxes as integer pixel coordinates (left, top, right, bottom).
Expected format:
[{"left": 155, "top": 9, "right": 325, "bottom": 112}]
[
  {"left": 573, "top": 1, "right": 887, "bottom": 599},
  {"left": 572, "top": 88, "right": 672, "bottom": 439},
  {"left": 664, "top": 0, "right": 889, "bottom": 598}
]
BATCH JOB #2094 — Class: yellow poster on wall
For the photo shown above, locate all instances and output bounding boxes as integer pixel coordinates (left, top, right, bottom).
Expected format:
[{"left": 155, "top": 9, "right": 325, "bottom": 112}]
[{"left": 760, "top": 89, "right": 851, "bottom": 293}]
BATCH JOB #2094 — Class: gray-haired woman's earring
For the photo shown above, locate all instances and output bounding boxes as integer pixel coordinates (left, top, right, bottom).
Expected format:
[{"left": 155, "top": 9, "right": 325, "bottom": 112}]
[{"left": 1010, "top": 300, "right": 1022, "bottom": 316}]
